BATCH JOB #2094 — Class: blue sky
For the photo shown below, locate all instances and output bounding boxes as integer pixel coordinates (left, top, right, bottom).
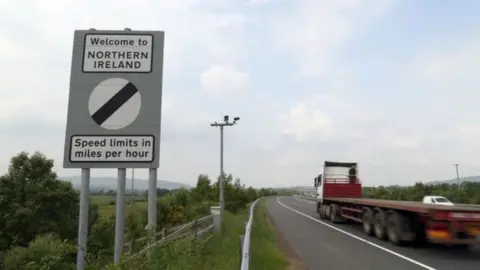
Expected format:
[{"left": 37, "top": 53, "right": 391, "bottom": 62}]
[{"left": 1, "top": 0, "right": 480, "bottom": 188}]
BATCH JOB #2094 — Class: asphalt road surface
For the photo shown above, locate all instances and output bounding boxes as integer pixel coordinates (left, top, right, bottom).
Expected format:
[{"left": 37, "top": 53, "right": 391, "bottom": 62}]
[{"left": 267, "top": 196, "right": 480, "bottom": 270}]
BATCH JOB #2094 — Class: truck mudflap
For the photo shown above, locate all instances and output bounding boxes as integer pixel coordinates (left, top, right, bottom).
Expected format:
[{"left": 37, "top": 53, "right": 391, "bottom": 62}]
[{"left": 427, "top": 211, "right": 480, "bottom": 244}]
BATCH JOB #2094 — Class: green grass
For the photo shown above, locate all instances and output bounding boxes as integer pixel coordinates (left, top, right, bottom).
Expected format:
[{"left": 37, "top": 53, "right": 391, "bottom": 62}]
[
  {"left": 116, "top": 200, "right": 288, "bottom": 270},
  {"left": 250, "top": 198, "right": 290, "bottom": 270},
  {"left": 198, "top": 207, "right": 250, "bottom": 269},
  {"left": 124, "top": 206, "right": 252, "bottom": 269},
  {"left": 90, "top": 195, "right": 148, "bottom": 217},
  {"left": 91, "top": 195, "right": 116, "bottom": 205}
]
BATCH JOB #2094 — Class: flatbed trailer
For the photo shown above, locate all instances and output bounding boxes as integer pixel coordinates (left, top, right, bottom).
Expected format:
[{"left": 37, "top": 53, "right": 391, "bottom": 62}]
[{"left": 314, "top": 161, "right": 480, "bottom": 247}]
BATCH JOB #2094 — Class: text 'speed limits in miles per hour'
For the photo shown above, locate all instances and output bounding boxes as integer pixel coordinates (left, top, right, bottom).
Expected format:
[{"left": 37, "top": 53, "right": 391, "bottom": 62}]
[{"left": 69, "top": 135, "right": 155, "bottom": 163}]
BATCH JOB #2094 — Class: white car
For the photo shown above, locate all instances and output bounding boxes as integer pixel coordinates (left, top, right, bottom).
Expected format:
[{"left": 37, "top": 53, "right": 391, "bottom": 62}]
[{"left": 422, "top": 195, "right": 454, "bottom": 206}]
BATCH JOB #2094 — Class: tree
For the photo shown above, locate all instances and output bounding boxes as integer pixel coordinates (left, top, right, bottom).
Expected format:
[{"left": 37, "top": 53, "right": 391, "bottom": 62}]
[
  {"left": 0, "top": 152, "right": 79, "bottom": 251},
  {"left": 191, "top": 174, "right": 212, "bottom": 202}
]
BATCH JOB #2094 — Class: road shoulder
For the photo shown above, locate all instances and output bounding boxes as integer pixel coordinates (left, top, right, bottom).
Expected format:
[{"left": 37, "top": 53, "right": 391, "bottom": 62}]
[{"left": 266, "top": 198, "right": 309, "bottom": 270}]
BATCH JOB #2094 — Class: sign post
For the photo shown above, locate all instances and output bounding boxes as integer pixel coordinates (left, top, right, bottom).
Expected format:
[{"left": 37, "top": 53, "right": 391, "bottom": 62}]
[{"left": 63, "top": 28, "right": 164, "bottom": 269}]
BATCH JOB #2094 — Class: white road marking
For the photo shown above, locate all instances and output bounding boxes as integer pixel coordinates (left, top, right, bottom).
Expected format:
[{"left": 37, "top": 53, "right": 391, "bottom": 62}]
[{"left": 276, "top": 197, "right": 437, "bottom": 270}]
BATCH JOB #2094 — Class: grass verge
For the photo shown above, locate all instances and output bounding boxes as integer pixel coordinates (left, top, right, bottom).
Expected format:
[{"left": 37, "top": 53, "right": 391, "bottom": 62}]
[
  {"left": 115, "top": 200, "right": 290, "bottom": 270},
  {"left": 250, "top": 198, "right": 290, "bottom": 270},
  {"left": 198, "top": 207, "right": 250, "bottom": 269},
  {"left": 120, "top": 206, "right": 251, "bottom": 269}
]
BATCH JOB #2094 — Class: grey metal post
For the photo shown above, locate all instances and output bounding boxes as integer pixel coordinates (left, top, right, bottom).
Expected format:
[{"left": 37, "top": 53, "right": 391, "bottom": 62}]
[
  {"left": 454, "top": 164, "right": 460, "bottom": 186},
  {"left": 130, "top": 168, "right": 135, "bottom": 204},
  {"left": 114, "top": 168, "right": 127, "bottom": 263},
  {"left": 210, "top": 115, "right": 240, "bottom": 230},
  {"left": 112, "top": 26, "right": 132, "bottom": 264},
  {"left": 148, "top": 168, "right": 157, "bottom": 243},
  {"left": 76, "top": 168, "right": 90, "bottom": 270},
  {"left": 220, "top": 125, "right": 225, "bottom": 223}
]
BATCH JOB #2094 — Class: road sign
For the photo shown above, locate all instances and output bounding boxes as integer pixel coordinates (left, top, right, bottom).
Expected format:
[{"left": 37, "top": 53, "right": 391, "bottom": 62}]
[
  {"left": 88, "top": 78, "right": 141, "bottom": 130},
  {"left": 63, "top": 30, "right": 164, "bottom": 169}
]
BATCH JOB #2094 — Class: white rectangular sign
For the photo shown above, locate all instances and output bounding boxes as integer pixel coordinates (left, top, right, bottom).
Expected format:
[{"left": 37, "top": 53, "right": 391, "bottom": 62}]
[
  {"left": 69, "top": 135, "right": 154, "bottom": 162},
  {"left": 210, "top": 206, "right": 221, "bottom": 215},
  {"left": 82, "top": 34, "right": 153, "bottom": 73}
]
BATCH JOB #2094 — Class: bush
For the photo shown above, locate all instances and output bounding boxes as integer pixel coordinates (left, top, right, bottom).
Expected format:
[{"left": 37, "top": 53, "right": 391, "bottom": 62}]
[
  {"left": 125, "top": 205, "right": 148, "bottom": 253},
  {"left": 87, "top": 216, "right": 116, "bottom": 264},
  {"left": 3, "top": 233, "right": 76, "bottom": 270}
]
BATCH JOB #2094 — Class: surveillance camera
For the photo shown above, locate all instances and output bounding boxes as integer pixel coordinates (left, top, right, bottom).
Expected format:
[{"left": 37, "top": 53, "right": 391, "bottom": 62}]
[
  {"left": 233, "top": 117, "right": 240, "bottom": 121},
  {"left": 224, "top": 115, "right": 229, "bottom": 122}
]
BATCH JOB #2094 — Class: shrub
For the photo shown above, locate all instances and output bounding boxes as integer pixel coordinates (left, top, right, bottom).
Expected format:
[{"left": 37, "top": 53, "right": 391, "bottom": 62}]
[
  {"left": 3, "top": 233, "right": 76, "bottom": 270},
  {"left": 87, "top": 216, "right": 116, "bottom": 264}
]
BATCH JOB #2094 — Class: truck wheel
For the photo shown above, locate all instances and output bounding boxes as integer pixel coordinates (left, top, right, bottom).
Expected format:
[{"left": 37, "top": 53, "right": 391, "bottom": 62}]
[
  {"left": 317, "top": 203, "right": 323, "bottom": 218},
  {"left": 362, "top": 208, "right": 374, "bottom": 236},
  {"left": 386, "top": 212, "right": 403, "bottom": 245},
  {"left": 330, "top": 204, "right": 340, "bottom": 223},
  {"left": 321, "top": 205, "right": 329, "bottom": 220},
  {"left": 325, "top": 205, "right": 331, "bottom": 219},
  {"left": 373, "top": 211, "right": 387, "bottom": 240}
]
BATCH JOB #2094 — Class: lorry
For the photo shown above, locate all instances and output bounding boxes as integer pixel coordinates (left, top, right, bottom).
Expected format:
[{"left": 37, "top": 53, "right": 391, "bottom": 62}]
[{"left": 313, "top": 161, "right": 480, "bottom": 247}]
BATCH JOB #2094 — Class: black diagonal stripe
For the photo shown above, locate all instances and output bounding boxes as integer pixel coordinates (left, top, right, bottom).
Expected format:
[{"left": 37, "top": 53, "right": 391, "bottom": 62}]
[{"left": 91, "top": 82, "right": 138, "bottom": 126}]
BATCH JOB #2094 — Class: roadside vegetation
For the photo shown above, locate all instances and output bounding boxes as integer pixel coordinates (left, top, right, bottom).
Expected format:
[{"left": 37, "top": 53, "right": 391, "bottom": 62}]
[
  {"left": 0, "top": 151, "right": 284, "bottom": 269},
  {"left": 250, "top": 198, "right": 290, "bottom": 270},
  {"left": 363, "top": 182, "right": 480, "bottom": 204}
]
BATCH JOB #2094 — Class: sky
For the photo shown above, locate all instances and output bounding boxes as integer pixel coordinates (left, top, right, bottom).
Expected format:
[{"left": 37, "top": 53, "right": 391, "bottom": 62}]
[{"left": 1, "top": 0, "right": 480, "bottom": 188}]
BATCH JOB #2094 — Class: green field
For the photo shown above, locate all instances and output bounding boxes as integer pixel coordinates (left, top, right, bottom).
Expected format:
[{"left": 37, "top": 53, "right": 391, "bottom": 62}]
[
  {"left": 91, "top": 195, "right": 117, "bottom": 205},
  {"left": 91, "top": 195, "right": 147, "bottom": 217}
]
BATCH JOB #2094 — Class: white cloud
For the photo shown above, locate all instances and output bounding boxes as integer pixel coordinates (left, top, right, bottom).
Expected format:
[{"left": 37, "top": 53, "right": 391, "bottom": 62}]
[
  {"left": 388, "top": 134, "right": 422, "bottom": 149},
  {"left": 246, "top": 0, "right": 275, "bottom": 6},
  {"left": 279, "top": 103, "right": 331, "bottom": 142},
  {"left": 2, "top": 1, "right": 480, "bottom": 189},
  {"left": 268, "top": 0, "right": 397, "bottom": 76},
  {"left": 200, "top": 65, "right": 250, "bottom": 96},
  {"left": 414, "top": 37, "right": 480, "bottom": 82}
]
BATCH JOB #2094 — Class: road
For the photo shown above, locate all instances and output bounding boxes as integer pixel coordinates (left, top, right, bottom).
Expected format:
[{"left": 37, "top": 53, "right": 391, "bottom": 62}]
[{"left": 267, "top": 196, "right": 480, "bottom": 270}]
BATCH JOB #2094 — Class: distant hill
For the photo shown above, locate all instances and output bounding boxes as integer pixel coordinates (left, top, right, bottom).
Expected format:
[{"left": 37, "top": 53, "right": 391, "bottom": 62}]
[
  {"left": 60, "top": 175, "right": 191, "bottom": 191},
  {"left": 427, "top": 175, "right": 480, "bottom": 185}
]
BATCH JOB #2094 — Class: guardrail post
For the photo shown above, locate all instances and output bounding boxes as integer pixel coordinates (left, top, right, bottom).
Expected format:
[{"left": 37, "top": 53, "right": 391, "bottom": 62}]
[{"left": 211, "top": 206, "right": 221, "bottom": 233}]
